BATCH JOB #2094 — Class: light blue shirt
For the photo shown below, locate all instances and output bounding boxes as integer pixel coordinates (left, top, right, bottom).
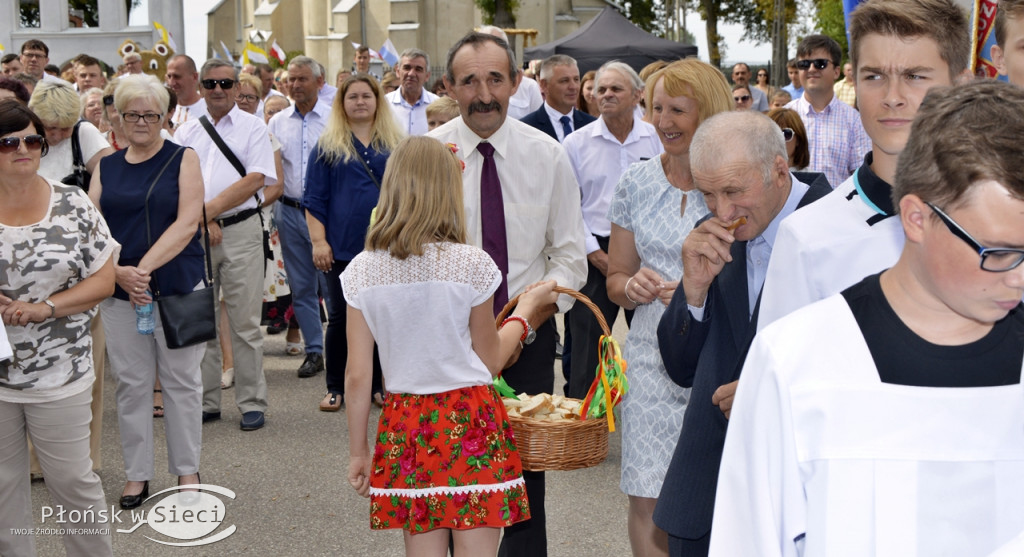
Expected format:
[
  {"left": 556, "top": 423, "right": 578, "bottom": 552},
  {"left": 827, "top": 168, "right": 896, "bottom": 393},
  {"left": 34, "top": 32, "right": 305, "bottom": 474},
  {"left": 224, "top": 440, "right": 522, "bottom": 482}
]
[
  {"left": 267, "top": 98, "right": 331, "bottom": 200},
  {"left": 385, "top": 88, "right": 438, "bottom": 136}
]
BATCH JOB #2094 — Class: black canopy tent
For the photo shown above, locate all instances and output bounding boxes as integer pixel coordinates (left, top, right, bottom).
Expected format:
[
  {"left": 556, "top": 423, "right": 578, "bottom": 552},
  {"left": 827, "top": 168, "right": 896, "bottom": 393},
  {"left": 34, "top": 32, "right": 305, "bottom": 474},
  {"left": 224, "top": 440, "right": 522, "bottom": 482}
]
[{"left": 523, "top": 7, "right": 699, "bottom": 75}]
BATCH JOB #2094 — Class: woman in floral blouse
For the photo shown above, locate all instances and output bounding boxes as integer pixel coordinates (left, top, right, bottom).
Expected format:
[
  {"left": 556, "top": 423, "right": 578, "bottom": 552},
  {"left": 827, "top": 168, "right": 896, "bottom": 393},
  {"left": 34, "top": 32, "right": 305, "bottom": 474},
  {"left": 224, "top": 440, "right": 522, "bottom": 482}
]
[{"left": 342, "top": 136, "right": 557, "bottom": 555}]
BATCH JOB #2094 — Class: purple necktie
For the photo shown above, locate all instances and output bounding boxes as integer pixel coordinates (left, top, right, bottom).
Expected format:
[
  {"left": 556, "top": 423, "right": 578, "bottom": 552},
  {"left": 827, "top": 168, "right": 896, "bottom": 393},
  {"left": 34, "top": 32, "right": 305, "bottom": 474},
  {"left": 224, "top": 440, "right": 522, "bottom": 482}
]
[{"left": 477, "top": 142, "right": 509, "bottom": 316}]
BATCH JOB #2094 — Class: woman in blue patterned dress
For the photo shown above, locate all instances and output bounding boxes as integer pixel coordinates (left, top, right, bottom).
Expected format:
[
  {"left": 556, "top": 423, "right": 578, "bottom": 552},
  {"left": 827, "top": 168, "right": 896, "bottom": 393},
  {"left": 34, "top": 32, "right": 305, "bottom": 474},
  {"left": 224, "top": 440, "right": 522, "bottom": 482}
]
[{"left": 605, "top": 60, "right": 734, "bottom": 556}]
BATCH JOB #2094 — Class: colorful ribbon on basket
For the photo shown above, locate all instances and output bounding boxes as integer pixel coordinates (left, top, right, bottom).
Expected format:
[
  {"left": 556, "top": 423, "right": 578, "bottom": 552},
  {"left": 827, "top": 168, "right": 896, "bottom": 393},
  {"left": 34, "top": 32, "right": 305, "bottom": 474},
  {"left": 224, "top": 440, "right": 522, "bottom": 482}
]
[{"left": 580, "top": 334, "right": 628, "bottom": 432}]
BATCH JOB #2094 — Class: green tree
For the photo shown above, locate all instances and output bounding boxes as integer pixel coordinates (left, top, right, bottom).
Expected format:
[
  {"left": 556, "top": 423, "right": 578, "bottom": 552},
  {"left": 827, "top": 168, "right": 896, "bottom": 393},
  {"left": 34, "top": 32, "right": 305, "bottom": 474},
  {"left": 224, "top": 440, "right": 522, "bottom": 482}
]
[
  {"left": 474, "top": 0, "right": 519, "bottom": 28},
  {"left": 623, "top": 0, "right": 666, "bottom": 37},
  {"left": 811, "top": 0, "right": 849, "bottom": 62}
]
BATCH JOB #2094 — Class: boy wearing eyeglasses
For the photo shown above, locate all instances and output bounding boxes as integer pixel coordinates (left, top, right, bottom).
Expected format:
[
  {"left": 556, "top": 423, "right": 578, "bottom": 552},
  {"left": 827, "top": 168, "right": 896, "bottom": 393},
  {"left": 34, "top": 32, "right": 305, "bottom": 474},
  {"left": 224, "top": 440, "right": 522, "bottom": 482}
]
[
  {"left": 710, "top": 77, "right": 1024, "bottom": 557},
  {"left": 784, "top": 34, "right": 870, "bottom": 188},
  {"left": 760, "top": 0, "right": 972, "bottom": 330}
]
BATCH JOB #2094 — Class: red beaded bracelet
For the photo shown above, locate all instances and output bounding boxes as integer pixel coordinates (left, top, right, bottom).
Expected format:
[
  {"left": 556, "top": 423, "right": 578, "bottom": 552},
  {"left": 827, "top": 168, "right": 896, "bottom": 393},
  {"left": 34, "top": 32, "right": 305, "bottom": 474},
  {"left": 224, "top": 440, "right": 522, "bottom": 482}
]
[{"left": 501, "top": 315, "right": 530, "bottom": 344}]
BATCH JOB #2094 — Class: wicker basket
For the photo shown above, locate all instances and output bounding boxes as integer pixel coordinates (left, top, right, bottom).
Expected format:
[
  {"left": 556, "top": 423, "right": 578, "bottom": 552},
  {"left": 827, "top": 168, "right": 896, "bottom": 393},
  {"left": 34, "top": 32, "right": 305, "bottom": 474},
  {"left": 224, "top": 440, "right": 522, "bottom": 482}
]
[{"left": 496, "top": 286, "right": 611, "bottom": 471}]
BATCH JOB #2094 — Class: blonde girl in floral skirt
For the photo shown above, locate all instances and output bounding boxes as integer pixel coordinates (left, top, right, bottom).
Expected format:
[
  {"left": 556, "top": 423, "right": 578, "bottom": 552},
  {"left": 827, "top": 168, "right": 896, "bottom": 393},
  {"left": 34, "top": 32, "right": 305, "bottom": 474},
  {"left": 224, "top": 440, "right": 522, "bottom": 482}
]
[{"left": 342, "top": 136, "right": 558, "bottom": 556}]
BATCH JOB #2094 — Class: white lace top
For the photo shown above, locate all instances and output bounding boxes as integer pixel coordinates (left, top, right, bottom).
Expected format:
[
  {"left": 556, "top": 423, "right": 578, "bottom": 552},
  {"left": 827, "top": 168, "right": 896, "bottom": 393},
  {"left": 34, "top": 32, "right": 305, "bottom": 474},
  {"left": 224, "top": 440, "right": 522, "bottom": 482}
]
[{"left": 341, "top": 242, "right": 501, "bottom": 395}]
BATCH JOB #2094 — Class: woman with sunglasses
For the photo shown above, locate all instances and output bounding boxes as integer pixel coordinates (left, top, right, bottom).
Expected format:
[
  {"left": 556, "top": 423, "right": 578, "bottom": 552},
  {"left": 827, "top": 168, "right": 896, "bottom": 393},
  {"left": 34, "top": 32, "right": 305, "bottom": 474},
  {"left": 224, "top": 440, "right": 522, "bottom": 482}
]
[
  {"left": 0, "top": 98, "right": 116, "bottom": 556},
  {"left": 100, "top": 81, "right": 127, "bottom": 150},
  {"left": 732, "top": 84, "right": 753, "bottom": 111},
  {"left": 87, "top": 74, "right": 207, "bottom": 509},
  {"left": 753, "top": 68, "right": 776, "bottom": 100},
  {"left": 768, "top": 107, "right": 810, "bottom": 170}
]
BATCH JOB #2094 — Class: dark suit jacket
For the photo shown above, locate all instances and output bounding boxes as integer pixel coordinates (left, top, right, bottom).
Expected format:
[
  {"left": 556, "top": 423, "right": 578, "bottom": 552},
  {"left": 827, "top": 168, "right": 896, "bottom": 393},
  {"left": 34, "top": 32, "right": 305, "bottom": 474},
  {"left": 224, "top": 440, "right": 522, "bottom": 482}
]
[
  {"left": 652, "top": 177, "right": 830, "bottom": 544},
  {"left": 519, "top": 105, "right": 596, "bottom": 142}
]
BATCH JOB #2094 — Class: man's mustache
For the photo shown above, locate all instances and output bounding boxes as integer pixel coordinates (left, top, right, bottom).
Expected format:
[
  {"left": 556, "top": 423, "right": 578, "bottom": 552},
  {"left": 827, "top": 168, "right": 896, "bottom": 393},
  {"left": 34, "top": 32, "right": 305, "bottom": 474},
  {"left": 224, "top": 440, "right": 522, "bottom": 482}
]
[{"left": 469, "top": 101, "right": 501, "bottom": 114}]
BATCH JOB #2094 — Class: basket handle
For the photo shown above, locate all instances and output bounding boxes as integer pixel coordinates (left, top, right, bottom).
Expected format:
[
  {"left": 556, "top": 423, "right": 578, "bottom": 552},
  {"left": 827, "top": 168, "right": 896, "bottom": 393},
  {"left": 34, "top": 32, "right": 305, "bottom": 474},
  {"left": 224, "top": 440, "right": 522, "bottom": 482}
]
[{"left": 494, "top": 285, "right": 611, "bottom": 338}]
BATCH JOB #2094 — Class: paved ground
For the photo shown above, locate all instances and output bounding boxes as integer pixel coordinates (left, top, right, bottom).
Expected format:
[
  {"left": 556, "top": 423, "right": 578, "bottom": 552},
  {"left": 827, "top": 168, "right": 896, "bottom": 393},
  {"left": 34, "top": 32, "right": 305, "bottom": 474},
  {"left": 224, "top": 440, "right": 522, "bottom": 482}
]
[{"left": 29, "top": 315, "right": 634, "bottom": 556}]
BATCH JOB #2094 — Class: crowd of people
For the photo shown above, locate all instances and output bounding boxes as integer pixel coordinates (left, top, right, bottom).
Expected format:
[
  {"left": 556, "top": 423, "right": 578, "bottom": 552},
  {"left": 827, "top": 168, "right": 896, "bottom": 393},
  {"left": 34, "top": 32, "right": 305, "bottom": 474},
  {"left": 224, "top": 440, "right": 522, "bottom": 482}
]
[{"left": 2, "top": 0, "right": 1024, "bottom": 555}]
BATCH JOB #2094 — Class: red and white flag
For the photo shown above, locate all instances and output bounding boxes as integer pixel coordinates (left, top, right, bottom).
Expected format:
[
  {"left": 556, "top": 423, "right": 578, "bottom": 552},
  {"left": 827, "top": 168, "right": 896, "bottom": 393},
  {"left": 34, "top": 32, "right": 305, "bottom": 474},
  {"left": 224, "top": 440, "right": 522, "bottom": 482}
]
[{"left": 270, "top": 40, "right": 286, "bottom": 64}]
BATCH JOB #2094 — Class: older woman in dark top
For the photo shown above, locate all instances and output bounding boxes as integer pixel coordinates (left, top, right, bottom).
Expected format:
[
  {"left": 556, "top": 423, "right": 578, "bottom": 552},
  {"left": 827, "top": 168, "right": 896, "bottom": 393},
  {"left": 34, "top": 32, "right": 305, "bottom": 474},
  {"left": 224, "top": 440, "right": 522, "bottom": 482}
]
[
  {"left": 88, "top": 74, "right": 206, "bottom": 509},
  {"left": 0, "top": 98, "right": 115, "bottom": 556},
  {"left": 304, "top": 74, "right": 403, "bottom": 411}
]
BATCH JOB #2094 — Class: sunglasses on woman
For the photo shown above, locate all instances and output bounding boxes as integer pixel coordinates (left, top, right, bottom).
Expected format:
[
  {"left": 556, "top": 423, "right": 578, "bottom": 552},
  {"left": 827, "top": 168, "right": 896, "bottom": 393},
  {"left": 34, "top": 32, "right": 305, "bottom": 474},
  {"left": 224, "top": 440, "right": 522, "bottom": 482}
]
[
  {"left": 734, "top": 95, "right": 751, "bottom": 103},
  {"left": 781, "top": 128, "right": 795, "bottom": 142},
  {"left": 0, "top": 134, "right": 47, "bottom": 154}
]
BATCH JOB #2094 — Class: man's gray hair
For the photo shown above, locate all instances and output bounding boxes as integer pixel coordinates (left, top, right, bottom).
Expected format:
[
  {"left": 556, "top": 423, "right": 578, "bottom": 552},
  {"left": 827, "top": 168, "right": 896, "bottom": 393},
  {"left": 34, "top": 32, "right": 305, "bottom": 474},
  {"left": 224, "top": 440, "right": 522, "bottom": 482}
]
[
  {"left": 539, "top": 55, "right": 578, "bottom": 81},
  {"left": 199, "top": 58, "right": 237, "bottom": 80},
  {"left": 479, "top": 25, "right": 509, "bottom": 44},
  {"left": 122, "top": 52, "right": 142, "bottom": 63},
  {"left": 399, "top": 48, "right": 430, "bottom": 70},
  {"left": 443, "top": 33, "right": 517, "bottom": 84},
  {"left": 690, "top": 111, "right": 788, "bottom": 186},
  {"left": 288, "top": 55, "right": 323, "bottom": 79},
  {"left": 595, "top": 61, "right": 643, "bottom": 92}
]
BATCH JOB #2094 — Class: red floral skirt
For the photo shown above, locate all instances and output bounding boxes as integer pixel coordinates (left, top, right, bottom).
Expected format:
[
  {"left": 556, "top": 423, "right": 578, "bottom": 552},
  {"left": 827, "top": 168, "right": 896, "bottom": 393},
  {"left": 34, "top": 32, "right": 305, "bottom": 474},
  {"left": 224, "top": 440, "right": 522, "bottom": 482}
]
[{"left": 369, "top": 384, "right": 530, "bottom": 533}]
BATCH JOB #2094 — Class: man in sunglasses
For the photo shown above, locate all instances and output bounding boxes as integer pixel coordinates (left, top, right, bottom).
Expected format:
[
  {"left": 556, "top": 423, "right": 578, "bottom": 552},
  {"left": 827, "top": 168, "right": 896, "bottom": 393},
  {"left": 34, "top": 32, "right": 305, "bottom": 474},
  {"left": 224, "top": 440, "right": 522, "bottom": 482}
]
[
  {"left": 174, "top": 59, "right": 277, "bottom": 432},
  {"left": 710, "top": 77, "right": 1024, "bottom": 557},
  {"left": 760, "top": 0, "right": 972, "bottom": 331},
  {"left": 785, "top": 34, "right": 870, "bottom": 188}
]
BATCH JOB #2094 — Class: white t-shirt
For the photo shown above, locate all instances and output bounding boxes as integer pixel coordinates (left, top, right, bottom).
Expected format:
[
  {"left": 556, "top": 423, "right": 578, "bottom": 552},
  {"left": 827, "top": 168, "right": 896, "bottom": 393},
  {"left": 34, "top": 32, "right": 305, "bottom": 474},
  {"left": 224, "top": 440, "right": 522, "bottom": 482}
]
[
  {"left": 341, "top": 243, "right": 501, "bottom": 395},
  {"left": 37, "top": 121, "right": 109, "bottom": 183}
]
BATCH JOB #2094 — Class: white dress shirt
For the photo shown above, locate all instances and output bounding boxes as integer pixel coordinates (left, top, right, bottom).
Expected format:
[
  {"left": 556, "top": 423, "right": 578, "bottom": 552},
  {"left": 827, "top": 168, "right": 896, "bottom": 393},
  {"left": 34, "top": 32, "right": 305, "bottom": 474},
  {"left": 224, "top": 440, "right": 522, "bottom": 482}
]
[
  {"left": 507, "top": 76, "right": 543, "bottom": 120},
  {"left": 543, "top": 103, "right": 577, "bottom": 143},
  {"left": 170, "top": 98, "right": 207, "bottom": 130},
  {"left": 427, "top": 117, "right": 587, "bottom": 312},
  {"left": 266, "top": 98, "right": 331, "bottom": 200},
  {"left": 174, "top": 104, "right": 277, "bottom": 218},
  {"left": 562, "top": 114, "right": 663, "bottom": 254},
  {"left": 386, "top": 88, "right": 439, "bottom": 135}
]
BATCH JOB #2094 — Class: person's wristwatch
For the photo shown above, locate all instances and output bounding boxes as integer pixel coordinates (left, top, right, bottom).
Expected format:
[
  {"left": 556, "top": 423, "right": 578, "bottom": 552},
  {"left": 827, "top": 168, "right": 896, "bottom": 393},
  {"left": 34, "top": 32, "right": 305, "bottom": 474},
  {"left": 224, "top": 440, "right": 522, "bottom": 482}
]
[{"left": 43, "top": 299, "right": 56, "bottom": 318}]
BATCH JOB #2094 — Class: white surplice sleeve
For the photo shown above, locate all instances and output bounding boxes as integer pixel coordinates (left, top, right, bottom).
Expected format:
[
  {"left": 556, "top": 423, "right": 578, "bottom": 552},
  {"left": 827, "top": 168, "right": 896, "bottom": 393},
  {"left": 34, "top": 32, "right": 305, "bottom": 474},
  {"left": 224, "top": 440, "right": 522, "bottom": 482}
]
[{"left": 709, "top": 326, "right": 807, "bottom": 557}]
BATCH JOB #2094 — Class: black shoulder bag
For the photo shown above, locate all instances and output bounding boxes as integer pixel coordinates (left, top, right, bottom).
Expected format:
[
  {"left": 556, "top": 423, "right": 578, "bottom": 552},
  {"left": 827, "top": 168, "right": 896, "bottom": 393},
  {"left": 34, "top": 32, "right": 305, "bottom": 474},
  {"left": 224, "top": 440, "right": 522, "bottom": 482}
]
[
  {"left": 198, "top": 115, "right": 273, "bottom": 261},
  {"left": 144, "top": 146, "right": 218, "bottom": 349},
  {"left": 61, "top": 121, "right": 93, "bottom": 191}
]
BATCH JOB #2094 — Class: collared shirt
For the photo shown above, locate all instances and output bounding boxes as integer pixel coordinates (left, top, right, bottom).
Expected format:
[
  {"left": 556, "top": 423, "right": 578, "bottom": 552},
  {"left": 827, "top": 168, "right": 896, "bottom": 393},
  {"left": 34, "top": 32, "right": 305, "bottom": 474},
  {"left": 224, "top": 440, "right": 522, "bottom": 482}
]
[
  {"left": 834, "top": 78, "right": 856, "bottom": 107},
  {"left": 562, "top": 114, "right": 663, "bottom": 254},
  {"left": 319, "top": 83, "right": 337, "bottom": 106},
  {"left": 427, "top": 117, "right": 587, "bottom": 312},
  {"left": 386, "top": 88, "right": 439, "bottom": 135},
  {"left": 786, "top": 94, "right": 871, "bottom": 188},
  {"left": 688, "top": 174, "right": 810, "bottom": 321},
  {"left": 748, "top": 85, "right": 769, "bottom": 112},
  {"left": 170, "top": 98, "right": 207, "bottom": 129},
  {"left": 543, "top": 103, "right": 576, "bottom": 143},
  {"left": 745, "top": 175, "right": 809, "bottom": 314},
  {"left": 782, "top": 83, "right": 803, "bottom": 99},
  {"left": 508, "top": 76, "right": 543, "bottom": 120},
  {"left": 174, "top": 103, "right": 277, "bottom": 218},
  {"left": 267, "top": 97, "right": 331, "bottom": 199}
]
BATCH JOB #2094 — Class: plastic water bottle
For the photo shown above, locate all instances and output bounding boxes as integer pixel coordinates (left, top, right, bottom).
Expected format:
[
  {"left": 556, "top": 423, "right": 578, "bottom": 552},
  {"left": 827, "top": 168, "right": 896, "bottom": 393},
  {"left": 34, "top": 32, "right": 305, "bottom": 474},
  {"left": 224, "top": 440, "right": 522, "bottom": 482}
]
[{"left": 136, "top": 292, "right": 155, "bottom": 335}]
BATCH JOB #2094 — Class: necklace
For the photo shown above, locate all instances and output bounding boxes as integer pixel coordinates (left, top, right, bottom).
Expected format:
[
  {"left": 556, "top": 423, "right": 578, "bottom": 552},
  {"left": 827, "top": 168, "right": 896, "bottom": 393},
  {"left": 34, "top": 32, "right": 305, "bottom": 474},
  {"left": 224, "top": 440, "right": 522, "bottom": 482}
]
[{"left": 111, "top": 131, "right": 121, "bottom": 151}]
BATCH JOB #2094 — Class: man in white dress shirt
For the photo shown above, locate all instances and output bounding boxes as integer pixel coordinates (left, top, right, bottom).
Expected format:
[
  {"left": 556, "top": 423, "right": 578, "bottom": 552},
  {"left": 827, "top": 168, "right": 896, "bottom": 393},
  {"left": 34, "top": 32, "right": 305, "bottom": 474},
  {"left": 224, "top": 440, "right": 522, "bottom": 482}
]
[
  {"left": 428, "top": 31, "right": 586, "bottom": 557},
  {"left": 267, "top": 56, "right": 330, "bottom": 380},
  {"left": 175, "top": 59, "right": 277, "bottom": 432},
  {"left": 710, "top": 78, "right": 1024, "bottom": 557},
  {"left": 561, "top": 61, "right": 661, "bottom": 398},
  {"left": 166, "top": 55, "right": 206, "bottom": 130},
  {"left": 385, "top": 48, "right": 437, "bottom": 135}
]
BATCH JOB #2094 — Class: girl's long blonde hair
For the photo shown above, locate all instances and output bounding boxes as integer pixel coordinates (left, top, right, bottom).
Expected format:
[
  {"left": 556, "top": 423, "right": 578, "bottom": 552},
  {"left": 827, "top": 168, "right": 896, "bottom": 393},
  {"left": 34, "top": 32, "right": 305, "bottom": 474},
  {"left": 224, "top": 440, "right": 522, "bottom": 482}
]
[
  {"left": 365, "top": 136, "right": 466, "bottom": 259},
  {"left": 316, "top": 73, "right": 403, "bottom": 164}
]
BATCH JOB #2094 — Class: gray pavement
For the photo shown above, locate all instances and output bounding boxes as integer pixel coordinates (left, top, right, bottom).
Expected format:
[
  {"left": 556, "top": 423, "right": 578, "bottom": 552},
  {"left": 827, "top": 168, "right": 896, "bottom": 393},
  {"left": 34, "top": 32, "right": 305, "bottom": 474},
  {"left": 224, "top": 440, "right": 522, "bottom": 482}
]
[{"left": 29, "top": 315, "right": 633, "bottom": 556}]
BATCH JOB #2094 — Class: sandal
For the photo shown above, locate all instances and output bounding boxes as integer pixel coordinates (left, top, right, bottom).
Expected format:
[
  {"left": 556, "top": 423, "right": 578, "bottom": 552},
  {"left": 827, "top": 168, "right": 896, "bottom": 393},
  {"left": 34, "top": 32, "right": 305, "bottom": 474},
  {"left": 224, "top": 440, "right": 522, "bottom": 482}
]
[
  {"left": 285, "top": 342, "right": 303, "bottom": 356},
  {"left": 153, "top": 389, "right": 164, "bottom": 418},
  {"left": 319, "top": 392, "right": 342, "bottom": 412}
]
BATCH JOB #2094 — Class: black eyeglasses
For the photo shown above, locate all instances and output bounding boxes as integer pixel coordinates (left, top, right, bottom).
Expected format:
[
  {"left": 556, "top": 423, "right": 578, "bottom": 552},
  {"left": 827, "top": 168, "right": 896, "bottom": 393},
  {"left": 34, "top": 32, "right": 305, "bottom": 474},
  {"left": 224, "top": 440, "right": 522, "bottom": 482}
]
[
  {"left": 796, "top": 59, "right": 832, "bottom": 71},
  {"left": 733, "top": 95, "right": 751, "bottom": 102},
  {"left": 0, "top": 134, "right": 47, "bottom": 154},
  {"left": 925, "top": 201, "right": 1024, "bottom": 272},
  {"left": 103, "top": 95, "right": 114, "bottom": 106},
  {"left": 781, "top": 127, "right": 794, "bottom": 142},
  {"left": 235, "top": 93, "right": 259, "bottom": 103},
  {"left": 122, "top": 112, "right": 162, "bottom": 123},
  {"left": 201, "top": 78, "right": 236, "bottom": 90}
]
